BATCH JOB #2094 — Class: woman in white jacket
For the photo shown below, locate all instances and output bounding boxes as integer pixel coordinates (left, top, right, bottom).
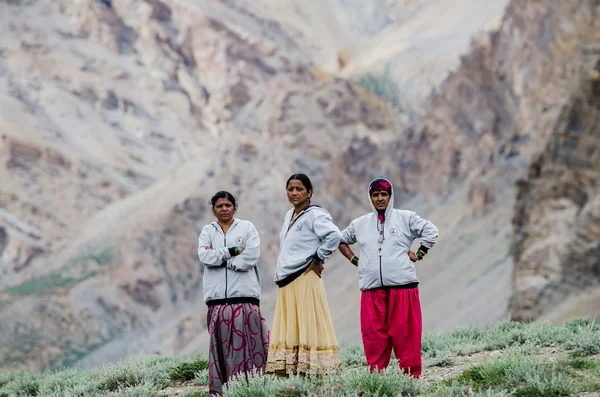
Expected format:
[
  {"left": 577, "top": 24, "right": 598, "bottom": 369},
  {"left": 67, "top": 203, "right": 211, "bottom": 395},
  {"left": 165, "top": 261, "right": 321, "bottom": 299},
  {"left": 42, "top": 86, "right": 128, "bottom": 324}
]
[
  {"left": 265, "top": 173, "right": 343, "bottom": 376},
  {"left": 198, "top": 191, "right": 270, "bottom": 397},
  {"left": 338, "top": 178, "right": 438, "bottom": 378}
]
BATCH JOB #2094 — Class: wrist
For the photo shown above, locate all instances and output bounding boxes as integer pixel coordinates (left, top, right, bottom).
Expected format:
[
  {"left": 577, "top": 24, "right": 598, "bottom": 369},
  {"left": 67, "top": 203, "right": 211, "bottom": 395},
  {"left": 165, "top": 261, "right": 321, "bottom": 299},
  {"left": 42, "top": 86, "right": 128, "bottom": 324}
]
[
  {"left": 228, "top": 246, "right": 241, "bottom": 256},
  {"left": 350, "top": 256, "right": 359, "bottom": 266},
  {"left": 312, "top": 252, "right": 324, "bottom": 265},
  {"left": 416, "top": 246, "right": 428, "bottom": 261}
]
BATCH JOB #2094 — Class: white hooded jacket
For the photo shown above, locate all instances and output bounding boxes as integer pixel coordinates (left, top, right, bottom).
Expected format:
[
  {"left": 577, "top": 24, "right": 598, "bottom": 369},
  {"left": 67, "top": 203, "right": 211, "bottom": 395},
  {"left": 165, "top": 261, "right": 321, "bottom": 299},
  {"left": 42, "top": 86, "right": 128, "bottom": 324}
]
[
  {"left": 198, "top": 219, "right": 262, "bottom": 305},
  {"left": 340, "top": 178, "right": 438, "bottom": 291},
  {"left": 275, "top": 205, "right": 342, "bottom": 286}
]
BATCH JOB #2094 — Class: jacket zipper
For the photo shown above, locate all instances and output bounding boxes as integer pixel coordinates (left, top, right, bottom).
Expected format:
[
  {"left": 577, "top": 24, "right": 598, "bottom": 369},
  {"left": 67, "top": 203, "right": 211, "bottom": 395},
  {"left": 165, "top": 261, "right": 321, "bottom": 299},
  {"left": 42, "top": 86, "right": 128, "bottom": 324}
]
[
  {"left": 379, "top": 255, "right": 384, "bottom": 287},
  {"left": 378, "top": 221, "right": 385, "bottom": 287},
  {"left": 224, "top": 232, "right": 228, "bottom": 300}
]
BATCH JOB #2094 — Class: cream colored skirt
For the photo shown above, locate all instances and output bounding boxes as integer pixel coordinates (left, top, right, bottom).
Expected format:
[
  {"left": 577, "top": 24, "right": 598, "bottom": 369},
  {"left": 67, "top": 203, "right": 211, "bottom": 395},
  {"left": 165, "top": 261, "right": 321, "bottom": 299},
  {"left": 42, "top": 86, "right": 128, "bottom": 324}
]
[{"left": 265, "top": 271, "right": 341, "bottom": 375}]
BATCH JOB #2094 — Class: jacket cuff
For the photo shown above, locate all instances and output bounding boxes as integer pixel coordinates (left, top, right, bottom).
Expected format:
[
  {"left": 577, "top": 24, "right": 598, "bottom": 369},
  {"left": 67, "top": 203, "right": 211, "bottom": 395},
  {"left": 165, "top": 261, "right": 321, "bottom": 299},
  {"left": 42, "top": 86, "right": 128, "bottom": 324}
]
[{"left": 312, "top": 252, "right": 324, "bottom": 265}]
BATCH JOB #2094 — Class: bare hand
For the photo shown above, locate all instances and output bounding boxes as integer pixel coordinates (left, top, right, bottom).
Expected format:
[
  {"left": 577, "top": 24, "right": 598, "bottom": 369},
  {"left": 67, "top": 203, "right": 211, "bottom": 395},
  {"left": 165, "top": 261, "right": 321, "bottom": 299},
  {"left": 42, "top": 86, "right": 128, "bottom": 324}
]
[
  {"left": 408, "top": 251, "right": 417, "bottom": 262},
  {"left": 204, "top": 246, "right": 212, "bottom": 250},
  {"left": 238, "top": 247, "right": 245, "bottom": 254},
  {"left": 303, "top": 262, "right": 324, "bottom": 278}
]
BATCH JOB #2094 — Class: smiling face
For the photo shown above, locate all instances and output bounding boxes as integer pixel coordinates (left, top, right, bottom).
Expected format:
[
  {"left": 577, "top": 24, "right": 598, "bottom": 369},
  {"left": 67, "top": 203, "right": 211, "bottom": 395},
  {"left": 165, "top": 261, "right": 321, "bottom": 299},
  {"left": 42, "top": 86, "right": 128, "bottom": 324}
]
[
  {"left": 213, "top": 197, "right": 235, "bottom": 224},
  {"left": 287, "top": 179, "right": 311, "bottom": 208},
  {"left": 370, "top": 190, "right": 390, "bottom": 212}
]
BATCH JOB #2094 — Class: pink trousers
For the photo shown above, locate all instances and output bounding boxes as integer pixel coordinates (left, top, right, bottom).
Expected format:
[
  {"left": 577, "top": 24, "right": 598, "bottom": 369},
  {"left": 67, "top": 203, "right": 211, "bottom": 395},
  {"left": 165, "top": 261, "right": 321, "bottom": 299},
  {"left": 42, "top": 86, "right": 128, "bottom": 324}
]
[{"left": 360, "top": 287, "right": 422, "bottom": 377}]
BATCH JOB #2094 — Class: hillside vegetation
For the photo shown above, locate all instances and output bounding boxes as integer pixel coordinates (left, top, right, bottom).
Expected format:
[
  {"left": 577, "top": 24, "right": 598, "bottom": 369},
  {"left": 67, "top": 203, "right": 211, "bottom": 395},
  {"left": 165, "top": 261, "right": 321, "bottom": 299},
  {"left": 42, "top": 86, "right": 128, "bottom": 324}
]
[{"left": 1, "top": 319, "right": 599, "bottom": 396}]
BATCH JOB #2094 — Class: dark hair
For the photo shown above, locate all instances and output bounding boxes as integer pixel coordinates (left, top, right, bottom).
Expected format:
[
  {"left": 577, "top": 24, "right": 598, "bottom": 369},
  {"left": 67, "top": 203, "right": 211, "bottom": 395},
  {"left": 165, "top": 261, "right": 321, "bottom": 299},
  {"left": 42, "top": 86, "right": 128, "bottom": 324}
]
[
  {"left": 210, "top": 191, "right": 237, "bottom": 209},
  {"left": 286, "top": 173, "right": 313, "bottom": 191}
]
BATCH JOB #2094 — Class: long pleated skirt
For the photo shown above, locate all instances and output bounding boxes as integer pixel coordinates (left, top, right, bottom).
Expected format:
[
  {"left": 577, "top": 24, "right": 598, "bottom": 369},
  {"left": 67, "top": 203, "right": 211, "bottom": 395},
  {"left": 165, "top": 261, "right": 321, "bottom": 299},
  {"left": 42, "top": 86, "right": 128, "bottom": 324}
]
[{"left": 265, "top": 271, "right": 341, "bottom": 376}]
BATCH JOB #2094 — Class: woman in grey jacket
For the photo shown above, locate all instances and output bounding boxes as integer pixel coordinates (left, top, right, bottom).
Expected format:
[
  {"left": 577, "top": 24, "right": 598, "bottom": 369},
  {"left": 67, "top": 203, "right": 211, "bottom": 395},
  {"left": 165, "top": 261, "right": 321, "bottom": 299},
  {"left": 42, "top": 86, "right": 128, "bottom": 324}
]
[
  {"left": 198, "top": 191, "right": 270, "bottom": 397},
  {"left": 338, "top": 178, "right": 438, "bottom": 378},
  {"left": 265, "top": 173, "right": 343, "bottom": 376}
]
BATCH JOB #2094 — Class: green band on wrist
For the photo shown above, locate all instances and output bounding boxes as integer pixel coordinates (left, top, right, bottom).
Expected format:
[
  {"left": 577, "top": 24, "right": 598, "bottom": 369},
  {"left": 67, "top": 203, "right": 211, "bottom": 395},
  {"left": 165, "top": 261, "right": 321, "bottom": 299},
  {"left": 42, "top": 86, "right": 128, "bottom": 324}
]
[{"left": 351, "top": 256, "right": 359, "bottom": 266}]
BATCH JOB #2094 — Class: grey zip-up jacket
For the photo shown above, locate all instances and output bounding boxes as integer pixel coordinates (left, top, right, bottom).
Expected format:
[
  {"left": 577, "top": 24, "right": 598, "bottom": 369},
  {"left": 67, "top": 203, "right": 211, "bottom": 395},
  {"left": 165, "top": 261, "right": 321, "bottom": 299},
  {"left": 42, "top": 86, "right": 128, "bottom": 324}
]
[
  {"left": 198, "top": 219, "right": 261, "bottom": 305},
  {"left": 340, "top": 178, "right": 439, "bottom": 291},
  {"left": 275, "top": 205, "right": 342, "bottom": 285}
]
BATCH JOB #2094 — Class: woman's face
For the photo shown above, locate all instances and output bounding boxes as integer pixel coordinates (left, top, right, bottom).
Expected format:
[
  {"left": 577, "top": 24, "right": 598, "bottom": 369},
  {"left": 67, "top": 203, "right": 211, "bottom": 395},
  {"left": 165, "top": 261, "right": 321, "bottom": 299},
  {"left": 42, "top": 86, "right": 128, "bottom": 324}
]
[
  {"left": 213, "top": 197, "right": 235, "bottom": 223},
  {"left": 287, "top": 179, "right": 311, "bottom": 207},
  {"left": 370, "top": 190, "right": 390, "bottom": 212}
]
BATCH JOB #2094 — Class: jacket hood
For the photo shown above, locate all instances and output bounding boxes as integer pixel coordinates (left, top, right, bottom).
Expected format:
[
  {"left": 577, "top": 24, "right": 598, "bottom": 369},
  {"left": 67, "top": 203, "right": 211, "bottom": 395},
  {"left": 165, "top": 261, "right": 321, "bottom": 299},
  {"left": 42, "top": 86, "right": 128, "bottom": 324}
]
[{"left": 367, "top": 177, "right": 395, "bottom": 221}]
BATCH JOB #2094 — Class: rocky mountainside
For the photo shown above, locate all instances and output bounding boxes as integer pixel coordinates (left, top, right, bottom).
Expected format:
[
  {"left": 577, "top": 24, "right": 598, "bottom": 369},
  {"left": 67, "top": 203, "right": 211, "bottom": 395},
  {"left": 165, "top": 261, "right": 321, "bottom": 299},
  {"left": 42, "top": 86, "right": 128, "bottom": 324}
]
[
  {"left": 330, "top": 0, "right": 600, "bottom": 335},
  {"left": 223, "top": 0, "right": 509, "bottom": 115},
  {"left": 1, "top": 0, "right": 598, "bottom": 374},
  {"left": 510, "top": 41, "right": 600, "bottom": 323},
  {"left": 392, "top": 1, "right": 600, "bottom": 197},
  {"left": 0, "top": 0, "right": 507, "bottom": 372}
]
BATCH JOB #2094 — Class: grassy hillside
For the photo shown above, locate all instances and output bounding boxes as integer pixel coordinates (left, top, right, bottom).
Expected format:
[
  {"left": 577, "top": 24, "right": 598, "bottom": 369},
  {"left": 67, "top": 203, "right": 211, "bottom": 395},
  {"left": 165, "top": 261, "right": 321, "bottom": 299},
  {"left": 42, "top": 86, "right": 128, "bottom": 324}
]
[{"left": 1, "top": 319, "right": 599, "bottom": 397}]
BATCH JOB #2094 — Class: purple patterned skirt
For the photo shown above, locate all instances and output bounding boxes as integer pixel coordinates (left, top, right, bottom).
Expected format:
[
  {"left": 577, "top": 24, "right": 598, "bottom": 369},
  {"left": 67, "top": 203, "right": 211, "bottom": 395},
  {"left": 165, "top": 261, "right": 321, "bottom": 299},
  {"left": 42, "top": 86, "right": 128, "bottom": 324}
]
[{"left": 207, "top": 303, "right": 270, "bottom": 396}]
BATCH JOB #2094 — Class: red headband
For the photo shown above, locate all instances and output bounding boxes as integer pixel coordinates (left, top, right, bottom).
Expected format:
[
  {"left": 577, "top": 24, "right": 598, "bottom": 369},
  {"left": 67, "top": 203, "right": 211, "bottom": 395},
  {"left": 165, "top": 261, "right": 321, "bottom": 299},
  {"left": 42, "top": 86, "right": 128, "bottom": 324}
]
[{"left": 369, "top": 180, "right": 392, "bottom": 195}]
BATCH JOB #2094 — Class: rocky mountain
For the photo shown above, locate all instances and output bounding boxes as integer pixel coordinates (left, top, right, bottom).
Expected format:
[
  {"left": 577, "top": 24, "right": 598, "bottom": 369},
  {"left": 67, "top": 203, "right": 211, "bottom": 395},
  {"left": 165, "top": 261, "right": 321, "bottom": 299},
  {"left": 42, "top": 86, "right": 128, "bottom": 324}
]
[
  {"left": 223, "top": 0, "right": 509, "bottom": 115},
  {"left": 391, "top": 1, "right": 600, "bottom": 197},
  {"left": 0, "top": 0, "right": 508, "bottom": 372},
  {"left": 510, "top": 41, "right": 600, "bottom": 323},
  {"left": 330, "top": 0, "right": 600, "bottom": 336},
  {"left": 1, "top": 0, "right": 598, "bottom": 374}
]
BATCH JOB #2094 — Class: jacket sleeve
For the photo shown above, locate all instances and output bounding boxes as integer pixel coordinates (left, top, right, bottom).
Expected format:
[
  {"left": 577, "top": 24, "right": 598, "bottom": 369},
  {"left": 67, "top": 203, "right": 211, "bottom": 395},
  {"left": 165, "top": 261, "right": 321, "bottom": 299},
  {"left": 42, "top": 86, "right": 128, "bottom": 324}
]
[
  {"left": 340, "top": 219, "right": 358, "bottom": 245},
  {"left": 409, "top": 212, "right": 439, "bottom": 249},
  {"left": 312, "top": 211, "right": 342, "bottom": 262},
  {"left": 198, "top": 226, "right": 231, "bottom": 267},
  {"left": 227, "top": 223, "right": 260, "bottom": 272}
]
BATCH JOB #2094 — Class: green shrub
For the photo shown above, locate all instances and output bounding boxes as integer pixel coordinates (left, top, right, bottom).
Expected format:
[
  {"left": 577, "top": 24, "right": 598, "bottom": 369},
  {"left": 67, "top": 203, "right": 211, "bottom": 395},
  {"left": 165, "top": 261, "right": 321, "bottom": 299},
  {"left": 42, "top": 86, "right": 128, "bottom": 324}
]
[
  {"left": 1, "top": 320, "right": 598, "bottom": 397},
  {"left": 194, "top": 369, "right": 209, "bottom": 386},
  {"left": 168, "top": 359, "right": 209, "bottom": 382},
  {"left": 340, "top": 343, "right": 368, "bottom": 369},
  {"left": 564, "top": 327, "right": 600, "bottom": 357},
  {"left": 0, "top": 372, "right": 39, "bottom": 397},
  {"left": 353, "top": 65, "right": 402, "bottom": 108},
  {"left": 450, "top": 355, "right": 573, "bottom": 396},
  {"left": 341, "top": 366, "right": 421, "bottom": 396}
]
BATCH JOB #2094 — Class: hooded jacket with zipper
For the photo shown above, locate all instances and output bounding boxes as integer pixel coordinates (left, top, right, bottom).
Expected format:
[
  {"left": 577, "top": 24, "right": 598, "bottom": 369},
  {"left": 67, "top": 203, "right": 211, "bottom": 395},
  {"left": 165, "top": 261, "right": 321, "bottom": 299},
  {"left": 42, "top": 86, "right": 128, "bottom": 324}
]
[
  {"left": 275, "top": 205, "right": 342, "bottom": 285},
  {"left": 340, "top": 178, "right": 438, "bottom": 291},
  {"left": 198, "top": 218, "right": 261, "bottom": 305}
]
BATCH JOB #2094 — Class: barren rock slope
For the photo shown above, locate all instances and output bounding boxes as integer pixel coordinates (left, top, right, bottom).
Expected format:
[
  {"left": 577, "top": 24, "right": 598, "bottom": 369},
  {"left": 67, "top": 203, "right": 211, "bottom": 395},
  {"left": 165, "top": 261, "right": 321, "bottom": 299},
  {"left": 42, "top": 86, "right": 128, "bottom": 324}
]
[
  {"left": 1, "top": 0, "right": 598, "bottom": 374},
  {"left": 510, "top": 42, "right": 600, "bottom": 323},
  {"left": 0, "top": 0, "right": 402, "bottom": 371}
]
